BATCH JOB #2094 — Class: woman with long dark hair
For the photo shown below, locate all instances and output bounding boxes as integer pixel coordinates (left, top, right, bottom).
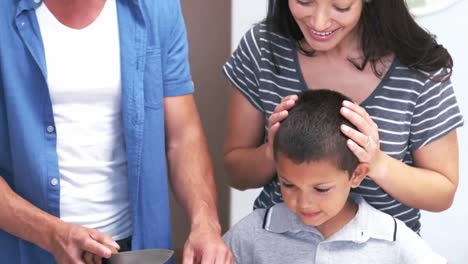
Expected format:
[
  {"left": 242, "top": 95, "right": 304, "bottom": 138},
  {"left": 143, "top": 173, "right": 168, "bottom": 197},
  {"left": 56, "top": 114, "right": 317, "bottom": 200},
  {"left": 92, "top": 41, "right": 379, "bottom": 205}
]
[{"left": 223, "top": 0, "right": 463, "bottom": 233}]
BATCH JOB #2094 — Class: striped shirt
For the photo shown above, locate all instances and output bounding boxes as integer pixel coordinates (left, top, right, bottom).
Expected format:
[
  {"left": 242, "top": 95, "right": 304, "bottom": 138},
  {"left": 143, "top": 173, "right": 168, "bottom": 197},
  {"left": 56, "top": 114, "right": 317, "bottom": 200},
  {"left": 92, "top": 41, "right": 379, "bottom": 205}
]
[{"left": 223, "top": 23, "right": 464, "bottom": 232}]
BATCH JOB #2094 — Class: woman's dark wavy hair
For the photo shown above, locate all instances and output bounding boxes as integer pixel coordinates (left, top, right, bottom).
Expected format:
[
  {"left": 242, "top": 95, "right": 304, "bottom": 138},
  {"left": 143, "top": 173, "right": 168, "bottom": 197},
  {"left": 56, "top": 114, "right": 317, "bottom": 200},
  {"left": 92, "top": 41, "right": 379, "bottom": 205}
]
[{"left": 264, "top": 0, "right": 453, "bottom": 78}]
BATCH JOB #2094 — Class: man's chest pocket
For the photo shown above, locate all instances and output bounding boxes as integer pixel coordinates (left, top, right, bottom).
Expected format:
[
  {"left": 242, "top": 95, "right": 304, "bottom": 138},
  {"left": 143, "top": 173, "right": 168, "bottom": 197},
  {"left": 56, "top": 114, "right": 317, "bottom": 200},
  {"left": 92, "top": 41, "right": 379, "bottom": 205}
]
[{"left": 143, "top": 47, "right": 163, "bottom": 109}]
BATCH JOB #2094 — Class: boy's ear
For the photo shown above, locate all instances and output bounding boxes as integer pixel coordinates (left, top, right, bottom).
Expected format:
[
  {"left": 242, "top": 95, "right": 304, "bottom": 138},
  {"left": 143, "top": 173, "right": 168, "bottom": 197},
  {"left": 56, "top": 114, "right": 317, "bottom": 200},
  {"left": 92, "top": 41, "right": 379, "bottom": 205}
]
[{"left": 350, "top": 163, "right": 369, "bottom": 188}]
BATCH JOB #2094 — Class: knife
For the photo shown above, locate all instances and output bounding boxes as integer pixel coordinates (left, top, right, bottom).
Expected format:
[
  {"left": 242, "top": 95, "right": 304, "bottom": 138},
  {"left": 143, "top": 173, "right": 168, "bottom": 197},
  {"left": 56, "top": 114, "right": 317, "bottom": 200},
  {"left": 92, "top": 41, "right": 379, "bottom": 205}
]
[{"left": 107, "top": 249, "right": 174, "bottom": 264}]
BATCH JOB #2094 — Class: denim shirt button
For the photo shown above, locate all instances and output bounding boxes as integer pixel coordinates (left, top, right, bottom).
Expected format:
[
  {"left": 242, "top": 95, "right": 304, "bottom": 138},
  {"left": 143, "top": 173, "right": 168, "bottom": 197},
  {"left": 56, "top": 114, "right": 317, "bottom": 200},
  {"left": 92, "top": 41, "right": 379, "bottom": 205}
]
[
  {"left": 33, "top": 0, "right": 40, "bottom": 4},
  {"left": 50, "top": 178, "right": 58, "bottom": 186},
  {"left": 46, "top": 125, "right": 55, "bottom": 133}
]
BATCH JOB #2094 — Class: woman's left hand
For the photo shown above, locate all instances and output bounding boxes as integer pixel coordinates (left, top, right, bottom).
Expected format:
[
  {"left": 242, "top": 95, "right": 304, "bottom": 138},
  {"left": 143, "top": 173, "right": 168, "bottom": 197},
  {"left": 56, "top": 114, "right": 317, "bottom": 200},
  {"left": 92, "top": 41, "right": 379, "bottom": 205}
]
[{"left": 339, "top": 100, "right": 385, "bottom": 178}]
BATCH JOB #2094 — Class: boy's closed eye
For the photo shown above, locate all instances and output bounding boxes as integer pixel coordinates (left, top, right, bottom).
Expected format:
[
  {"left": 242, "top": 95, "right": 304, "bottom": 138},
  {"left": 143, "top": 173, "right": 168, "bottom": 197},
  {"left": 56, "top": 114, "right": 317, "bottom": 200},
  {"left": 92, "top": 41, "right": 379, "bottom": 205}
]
[
  {"left": 315, "top": 187, "right": 331, "bottom": 193},
  {"left": 281, "top": 181, "right": 331, "bottom": 193},
  {"left": 281, "top": 182, "right": 295, "bottom": 188}
]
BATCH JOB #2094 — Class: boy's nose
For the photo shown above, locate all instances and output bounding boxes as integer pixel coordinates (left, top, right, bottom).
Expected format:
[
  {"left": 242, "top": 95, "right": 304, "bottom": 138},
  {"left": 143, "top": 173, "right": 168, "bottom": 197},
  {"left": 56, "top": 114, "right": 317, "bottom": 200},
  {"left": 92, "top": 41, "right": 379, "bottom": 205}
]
[{"left": 297, "top": 193, "right": 313, "bottom": 208}]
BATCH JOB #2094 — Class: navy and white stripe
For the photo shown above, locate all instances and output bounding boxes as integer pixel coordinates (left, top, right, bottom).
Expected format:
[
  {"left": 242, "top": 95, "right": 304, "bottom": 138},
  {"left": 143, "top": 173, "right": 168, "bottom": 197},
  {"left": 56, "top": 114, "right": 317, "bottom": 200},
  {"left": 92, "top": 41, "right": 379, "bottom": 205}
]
[{"left": 223, "top": 24, "right": 464, "bottom": 233}]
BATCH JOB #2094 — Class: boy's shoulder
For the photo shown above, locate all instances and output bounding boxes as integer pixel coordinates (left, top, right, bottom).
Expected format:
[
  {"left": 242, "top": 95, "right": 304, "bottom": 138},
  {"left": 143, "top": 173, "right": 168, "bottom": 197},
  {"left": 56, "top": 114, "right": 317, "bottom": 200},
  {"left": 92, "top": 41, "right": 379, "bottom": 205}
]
[
  {"left": 222, "top": 207, "right": 271, "bottom": 263},
  {"left": 223, "top": 203, "right": 300, "bottom": 242},
  {"left": 353, "top": 196, "right": 446, "bottom": 263},
  {"left": 349, "top": 195, "right": 399, "bottom": 242},
  {"left": 392, "top": 220, "right": 446, "bottom": 263},
  {"left": 233, "top": 207, "right": 267, "bottom": 230},
  {"left": 223, "top": 208, "right": 268, "bottom": 242}
]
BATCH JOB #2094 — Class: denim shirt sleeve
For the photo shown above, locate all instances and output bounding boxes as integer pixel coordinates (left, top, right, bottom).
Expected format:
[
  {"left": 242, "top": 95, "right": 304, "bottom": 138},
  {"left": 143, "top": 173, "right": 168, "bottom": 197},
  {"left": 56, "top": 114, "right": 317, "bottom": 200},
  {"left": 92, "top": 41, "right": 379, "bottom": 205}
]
[
  {"left": 0, "top": 72, "right": 12, "bottom": 179},
  {"left": 161, "top": 0, "right": 194, "bottom": 97}
]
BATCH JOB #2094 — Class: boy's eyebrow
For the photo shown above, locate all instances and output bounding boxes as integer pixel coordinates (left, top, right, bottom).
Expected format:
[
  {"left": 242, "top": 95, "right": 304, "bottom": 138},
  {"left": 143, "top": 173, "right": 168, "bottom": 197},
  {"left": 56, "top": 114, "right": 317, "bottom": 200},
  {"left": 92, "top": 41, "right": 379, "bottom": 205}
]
[
  {"left": 314, "top": 182, "right": 335, "bottom": 187},
  {"left": 278, "top": 175, "right": 296, "bottom": 185},
  {"left": 278, "top": 175, "right": 290, "bottom": 182},
  {"left": 279, "top": 175, "right": 335, "bottom": 186}
]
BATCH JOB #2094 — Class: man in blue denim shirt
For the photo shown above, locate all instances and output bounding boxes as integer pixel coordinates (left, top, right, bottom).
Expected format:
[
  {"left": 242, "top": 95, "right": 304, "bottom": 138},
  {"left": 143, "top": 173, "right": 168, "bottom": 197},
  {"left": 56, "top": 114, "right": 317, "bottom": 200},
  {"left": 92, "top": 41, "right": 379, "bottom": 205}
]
[{"left": 0, "top": 0, "right": 232, "bottom": 263}]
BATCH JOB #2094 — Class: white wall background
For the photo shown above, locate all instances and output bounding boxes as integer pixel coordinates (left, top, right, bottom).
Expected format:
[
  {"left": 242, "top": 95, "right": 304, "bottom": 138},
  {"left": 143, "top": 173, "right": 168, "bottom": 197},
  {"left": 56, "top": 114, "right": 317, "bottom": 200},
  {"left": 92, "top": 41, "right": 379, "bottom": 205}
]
[
  {"left": 417, "top": 1, "right": 468, "bottom": 263},
  {"left": 229, "top": 0, "right": 267, "bottom": 226},
  {"left": 229, "top": 0, "right": 468, "bottom": 262}
]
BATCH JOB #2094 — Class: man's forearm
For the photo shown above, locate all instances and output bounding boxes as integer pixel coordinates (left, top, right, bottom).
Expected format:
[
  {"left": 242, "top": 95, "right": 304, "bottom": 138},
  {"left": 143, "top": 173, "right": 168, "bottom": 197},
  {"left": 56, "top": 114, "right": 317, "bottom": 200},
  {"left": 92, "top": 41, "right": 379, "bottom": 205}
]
[
  {"left": 163, "top": 93, "right": 233, "bottom": 262},
  {"left": 167, "top": 130, "right": 220, "bottom": 231},
  {"left": 0, "top": 176, "right": 59, "bottom": 252}
]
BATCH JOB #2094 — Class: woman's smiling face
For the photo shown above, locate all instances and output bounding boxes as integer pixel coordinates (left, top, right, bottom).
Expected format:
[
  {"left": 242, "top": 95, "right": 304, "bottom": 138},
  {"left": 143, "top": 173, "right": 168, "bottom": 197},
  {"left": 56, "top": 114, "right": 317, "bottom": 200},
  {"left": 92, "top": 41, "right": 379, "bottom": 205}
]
[{"left": 288, "top": 0, "right": 363, "bottom": 52}]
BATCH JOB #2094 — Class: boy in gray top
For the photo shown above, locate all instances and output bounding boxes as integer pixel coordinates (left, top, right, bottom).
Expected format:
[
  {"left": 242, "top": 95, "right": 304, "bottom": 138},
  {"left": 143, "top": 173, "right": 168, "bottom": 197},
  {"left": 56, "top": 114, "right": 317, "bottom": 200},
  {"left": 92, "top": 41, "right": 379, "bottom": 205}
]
[{"left": 223, "top": 90, "right": 446, "bottom": 264}]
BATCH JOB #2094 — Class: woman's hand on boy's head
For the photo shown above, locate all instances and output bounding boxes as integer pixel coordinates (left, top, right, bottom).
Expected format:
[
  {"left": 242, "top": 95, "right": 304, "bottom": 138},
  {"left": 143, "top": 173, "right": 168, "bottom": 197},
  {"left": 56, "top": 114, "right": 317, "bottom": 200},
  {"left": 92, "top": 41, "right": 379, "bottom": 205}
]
[
  {"left": 266, "top": 95, "right": 299, "bottom": 161},
  {"left": 340, "top": 100, "right": 385, "bottom": 178}
]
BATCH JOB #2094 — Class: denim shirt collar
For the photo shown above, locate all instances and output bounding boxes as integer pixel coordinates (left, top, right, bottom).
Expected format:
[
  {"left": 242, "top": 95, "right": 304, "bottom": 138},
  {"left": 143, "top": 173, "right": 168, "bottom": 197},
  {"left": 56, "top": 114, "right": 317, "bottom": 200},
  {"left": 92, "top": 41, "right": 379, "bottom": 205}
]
[{"left": 16, "top": 0, "right": 42, "bottom": 15}]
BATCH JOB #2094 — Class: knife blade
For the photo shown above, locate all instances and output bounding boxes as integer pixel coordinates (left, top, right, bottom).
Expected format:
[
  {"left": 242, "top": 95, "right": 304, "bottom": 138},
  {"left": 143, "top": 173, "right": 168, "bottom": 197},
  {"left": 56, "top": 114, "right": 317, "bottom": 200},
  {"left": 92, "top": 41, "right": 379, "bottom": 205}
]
[{"left": 107, "top": 249, "right": 174, "bottom": 264}]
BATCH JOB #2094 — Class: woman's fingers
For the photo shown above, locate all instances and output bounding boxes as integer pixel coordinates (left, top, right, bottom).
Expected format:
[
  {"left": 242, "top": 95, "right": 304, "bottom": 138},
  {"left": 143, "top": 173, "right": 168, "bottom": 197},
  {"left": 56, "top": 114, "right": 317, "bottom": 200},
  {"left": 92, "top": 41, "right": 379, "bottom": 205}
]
[
  {"left": 266, "top": 122, "right": 280, "bottom": 161},
  {"left": 342, "top": 100, "right": 373, "bottom": 124},
  {"left": 340, "top": 100, "right": 381, "bottom": 166},
  {"left": 269, "top": 96, "right": 297, "bottom": 128},
  {"left": 268, "top": 110, "right": 288, "bottom": 128},
  {"left": 280, "top": 94, "right": 298, "bottom": 104},
  {"left": 275, "top": 96, "right": 297, "bottom": 113},
  {"left": 346, "top": 139, "right": 373, "bottom": 162},
  {"left": 340, "top": 107, "right": 372, "bottom": 135},
  {"left": 341, "top": 124, "right": 371, "bottom": 148},
  {"left": 265, "top": 94, "right": 299, "bottom": 161}
]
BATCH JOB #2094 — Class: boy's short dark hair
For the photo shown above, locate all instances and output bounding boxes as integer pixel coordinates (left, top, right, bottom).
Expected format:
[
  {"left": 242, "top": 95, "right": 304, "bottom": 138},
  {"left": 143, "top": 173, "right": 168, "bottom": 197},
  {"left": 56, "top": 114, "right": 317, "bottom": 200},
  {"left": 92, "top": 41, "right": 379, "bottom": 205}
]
[{"left": 273, "top": 90, "right": 358, "bottom": 174}]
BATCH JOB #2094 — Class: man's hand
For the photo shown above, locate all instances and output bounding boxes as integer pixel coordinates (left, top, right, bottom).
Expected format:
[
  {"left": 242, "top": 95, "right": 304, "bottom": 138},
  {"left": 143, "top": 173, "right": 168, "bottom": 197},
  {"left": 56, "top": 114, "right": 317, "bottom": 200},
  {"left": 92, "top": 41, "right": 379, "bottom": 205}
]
[
  {"left": 82, "top": 242, "right": 119, "bottom": 264},
  {"left": 164, "top": 95, "right": 233, "bottom": 264},
  {"left": 182, "top": 223, "right": 233, "bottom": 264},
  {"left": 49, "top": 221, "right": 119, "bottom": 264}
]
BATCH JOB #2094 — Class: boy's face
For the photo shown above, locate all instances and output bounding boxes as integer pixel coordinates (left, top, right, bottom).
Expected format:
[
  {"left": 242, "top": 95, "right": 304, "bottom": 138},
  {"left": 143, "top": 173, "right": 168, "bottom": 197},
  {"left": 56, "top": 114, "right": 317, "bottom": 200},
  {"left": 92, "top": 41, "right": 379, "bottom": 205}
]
[{"left": 276, "top": 153, "right": 365, "bottom": 229}]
